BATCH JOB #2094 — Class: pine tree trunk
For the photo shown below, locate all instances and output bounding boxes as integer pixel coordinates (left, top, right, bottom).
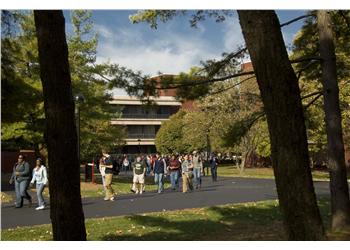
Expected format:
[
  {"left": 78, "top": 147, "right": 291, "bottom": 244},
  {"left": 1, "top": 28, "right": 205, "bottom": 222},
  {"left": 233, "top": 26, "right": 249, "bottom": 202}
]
[
  {"left": 238, "top": 10, "right": 325, "bottom": 240},
  {"left": 317, "top": 10, "right": 350, "bottom": 230},
  {"left": 34, "top": 10, "right": 86, "bottom": 240}
]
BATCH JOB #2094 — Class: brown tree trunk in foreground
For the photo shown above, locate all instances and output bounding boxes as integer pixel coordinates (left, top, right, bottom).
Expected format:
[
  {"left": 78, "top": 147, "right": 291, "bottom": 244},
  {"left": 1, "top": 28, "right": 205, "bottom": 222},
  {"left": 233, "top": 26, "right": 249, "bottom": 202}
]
[
  {"left": 317, "top": 10, "right": 350, "bottom": 230},
  {"left": 238, "top": 10, "right": 325, "bottom": 240},
  {"left": 34, "top": 10, "right": 86, "bottom": 240}
]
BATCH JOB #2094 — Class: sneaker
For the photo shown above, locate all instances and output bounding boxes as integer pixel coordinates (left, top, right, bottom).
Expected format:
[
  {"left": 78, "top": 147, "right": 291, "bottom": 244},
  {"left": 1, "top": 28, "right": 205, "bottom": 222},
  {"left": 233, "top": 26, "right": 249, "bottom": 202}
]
[
  {"left": 135, "top": 190, "right": 139, "bottom": 194},
  {"left": 35, "top": 205, "right": 45, "bottom": 210},
  {"left": 139, "top": 190, "right": 143, "bottom": 195},
  {"left": 110, "top": 196, "right": 115, "bottom": 201},
  {"left": 130, "top": 189, "right": 135, "bottom": 193},
  {"left": 104, "top": 197, "right": 110, "bottom": 201}
]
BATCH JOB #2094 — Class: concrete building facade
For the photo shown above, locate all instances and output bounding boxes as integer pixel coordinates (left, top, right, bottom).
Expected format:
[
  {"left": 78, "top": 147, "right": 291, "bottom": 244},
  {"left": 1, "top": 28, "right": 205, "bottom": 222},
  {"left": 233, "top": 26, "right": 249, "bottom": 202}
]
[{"left": 110, "top": 75, "right": 193, "bottom": 154}]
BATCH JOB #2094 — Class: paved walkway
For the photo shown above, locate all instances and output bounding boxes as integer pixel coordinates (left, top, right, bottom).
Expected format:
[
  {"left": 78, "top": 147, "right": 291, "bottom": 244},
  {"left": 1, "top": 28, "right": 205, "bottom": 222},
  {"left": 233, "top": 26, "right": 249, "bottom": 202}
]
[{"left": 1, "top": 176, "right": 331, "bottom": 229}]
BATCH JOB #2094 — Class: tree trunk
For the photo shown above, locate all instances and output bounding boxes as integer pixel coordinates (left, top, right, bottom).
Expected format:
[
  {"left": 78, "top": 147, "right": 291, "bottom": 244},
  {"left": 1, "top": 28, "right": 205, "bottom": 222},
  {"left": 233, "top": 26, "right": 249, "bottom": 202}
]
[
  {"left": 317, "top": 10, "right": 350, "bottom": 230},
  {"left": 238, "top": 10, "right": 325, "bottom": 240},
  {"left": 34, "top": 10, "right": 87, "bottom": 240}
]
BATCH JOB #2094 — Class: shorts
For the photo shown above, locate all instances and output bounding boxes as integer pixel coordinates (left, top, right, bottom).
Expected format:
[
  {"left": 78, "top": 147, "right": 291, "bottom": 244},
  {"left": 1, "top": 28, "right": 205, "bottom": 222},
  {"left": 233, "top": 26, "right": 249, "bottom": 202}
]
[{"left": 133, "top": 174, "right": 145, "bottom": 184}]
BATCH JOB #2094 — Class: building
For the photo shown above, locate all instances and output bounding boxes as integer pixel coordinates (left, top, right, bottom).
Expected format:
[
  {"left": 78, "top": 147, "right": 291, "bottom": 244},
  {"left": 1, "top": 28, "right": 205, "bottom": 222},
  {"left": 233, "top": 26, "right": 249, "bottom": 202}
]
[{"left": 110, "top": 75, "right": 193, "bottom": 154}]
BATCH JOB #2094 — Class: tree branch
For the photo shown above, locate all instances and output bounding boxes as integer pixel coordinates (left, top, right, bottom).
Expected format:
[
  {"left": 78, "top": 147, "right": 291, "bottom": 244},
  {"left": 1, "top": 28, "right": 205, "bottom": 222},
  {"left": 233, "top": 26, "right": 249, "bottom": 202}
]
[
  {"left": 208, "top": 76, "right": 256, "bottom": 95},
  {"left": 148, "top": 71, "right": 255, "bottom": 90},
  {"left": 303, "top": 93, "right": 323, "bottom": 109},
  {"left": 296, "top": 59, "right": 320, "bottom": 80},
  {"left": 301, "top": 90, "right": 323, "bottom": 100},
  {"left": 290, "top": 56, "right": 322, "bottom": 64},
  {"left": 280, "top": 14, "right": 315, "bottom": 28}
]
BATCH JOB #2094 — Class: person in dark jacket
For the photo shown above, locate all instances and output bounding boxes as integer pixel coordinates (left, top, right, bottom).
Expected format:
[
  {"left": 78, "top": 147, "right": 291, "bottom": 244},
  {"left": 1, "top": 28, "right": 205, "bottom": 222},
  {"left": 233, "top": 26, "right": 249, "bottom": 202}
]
[
  {"left": 209, "top": 154, "right": 219, "bottom": 182},
  {"left": 9, "top": 154, "right": 32, "bottom": 208},
  {"left": 152, "top": 153, "right": 167, "bottom": 193}
]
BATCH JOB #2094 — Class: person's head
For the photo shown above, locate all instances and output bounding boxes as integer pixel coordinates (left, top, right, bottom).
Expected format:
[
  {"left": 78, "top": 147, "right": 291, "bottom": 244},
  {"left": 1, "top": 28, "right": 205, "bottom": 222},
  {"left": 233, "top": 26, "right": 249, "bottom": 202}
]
[
  {"left": 136, "top": 156, "right": 141, "bottom": 162},
  {"left": 18, "top": 154, "right": 25, "bottom": 163},
  {"left": 188, "top": 154, "right": 192, "bottom": 160},
  {"left": 36, "top": 158, "right": 43, "bottom": 166},
  {"left": 193, "top": 150, "right": 197, "bottom": 156},
  {"left": 171, "top": 155, "right": 175, "bottom": 160},
  {"left": 184, "top": 155, "right": 188, "bottom": 160},
  {"left": 156, "top": 153, "right": 160, "bottom": 158}
]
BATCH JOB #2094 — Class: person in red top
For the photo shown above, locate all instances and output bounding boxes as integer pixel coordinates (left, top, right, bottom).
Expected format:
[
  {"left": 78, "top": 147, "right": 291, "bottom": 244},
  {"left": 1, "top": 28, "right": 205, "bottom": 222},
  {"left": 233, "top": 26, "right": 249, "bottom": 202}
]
[{"left": 168, "top": 155, "right": 181, "bottom": 191}]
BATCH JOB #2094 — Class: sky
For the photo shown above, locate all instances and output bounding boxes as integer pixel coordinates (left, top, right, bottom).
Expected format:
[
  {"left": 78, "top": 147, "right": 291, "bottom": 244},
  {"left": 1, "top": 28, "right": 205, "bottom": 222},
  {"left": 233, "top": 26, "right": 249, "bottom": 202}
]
[
  {"left": 62, "top": 10, "right": 307, "bottom": 95},
  {"left": 64, "top": 10, "right": 307, "bottom": 76}
]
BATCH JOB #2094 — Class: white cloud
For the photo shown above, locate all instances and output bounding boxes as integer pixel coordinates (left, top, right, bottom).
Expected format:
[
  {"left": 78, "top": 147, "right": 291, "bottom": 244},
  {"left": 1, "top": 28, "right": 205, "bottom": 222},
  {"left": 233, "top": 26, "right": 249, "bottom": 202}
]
[
  {"left": 95, "top": 24, "right": 221, "bottom": 76},
  {"left": 94, "top": 24, "right": 113, "bottom": 39},
  {"left": 222, "top": 16, "right": 245, "bottom": 51}
]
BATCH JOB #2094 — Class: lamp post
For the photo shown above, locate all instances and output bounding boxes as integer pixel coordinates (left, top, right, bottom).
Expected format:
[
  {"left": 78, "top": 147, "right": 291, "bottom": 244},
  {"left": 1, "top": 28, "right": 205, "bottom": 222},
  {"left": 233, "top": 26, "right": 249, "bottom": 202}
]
[
  {"left": 75, "top": 94, "right": 85, "bottom": 166},
  {"left": 137, "top": 138, "right": 141, "bottom": 154}
]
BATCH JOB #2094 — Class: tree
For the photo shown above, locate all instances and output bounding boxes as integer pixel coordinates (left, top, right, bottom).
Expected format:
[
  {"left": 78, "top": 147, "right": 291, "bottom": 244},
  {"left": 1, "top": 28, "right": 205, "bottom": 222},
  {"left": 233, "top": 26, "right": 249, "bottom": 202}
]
[
  {"left": 155, "top": 110, "right": 190, "bottom": 154},
  {"left": 317, "top": 10, "right": 350, "bottom": 230},
  {"left": 1, "top": 11, "right": 46, "bottom": 153},
  {"left": 34, "top": 10, "right": 86, "bottom": 240},
  {"left": 238, "top": 10, "right": 324, "bottom": 240},
  {"left": 67, "top": 10, "right": 126, "bottom": 160},
  {"left": 1, "top": 10, "right": 126, "bottom": 160}
]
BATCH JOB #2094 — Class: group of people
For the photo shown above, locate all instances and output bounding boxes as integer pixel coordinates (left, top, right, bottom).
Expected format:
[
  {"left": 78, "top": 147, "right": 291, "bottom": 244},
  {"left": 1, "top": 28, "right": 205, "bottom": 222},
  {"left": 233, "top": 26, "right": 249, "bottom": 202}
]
[
  {"left": 98, "top": 151, "right": 220, "bottom": 201},
  {"left": 9, "top": 154, "right": 48, "bottom": 210},
  {"left": 8, "top": 151, "right": 219, "bottom": 208}
]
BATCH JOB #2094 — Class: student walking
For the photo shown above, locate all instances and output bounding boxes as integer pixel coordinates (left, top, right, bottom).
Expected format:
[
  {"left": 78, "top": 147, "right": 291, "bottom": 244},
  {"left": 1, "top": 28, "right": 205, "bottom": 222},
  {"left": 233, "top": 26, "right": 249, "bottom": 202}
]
[
  {"left": 181, "top": 154, "right": 193, "bottom": 193},
  {"left": 132, "top": 156, "right": 146, "bottom": 194},
  {"left": 99, "top": 156, "right": 106, "bottom": 192},
  {"left": 122, "top": 154, "right": 130, "bottom": 173},
  {"left": 100, "top": 153, "right": 116, "bottom": 201},
  {"left": 30, "top": 158, "right": 48, "bottom": 210},
  {"left": 210, "top": 154, "right": 219, "bottom": 182},
  {"left": 168, "top": 155, "right": 181, "bottom": 191},
  {"left": 9, "top": 154, "right": 32, "bottom": 208},
  {"left": 192, "top": 151, "right": 203, "bottom": 189},
  {"left": 153, "top": 153, "right": 167, "bottom": 194}
]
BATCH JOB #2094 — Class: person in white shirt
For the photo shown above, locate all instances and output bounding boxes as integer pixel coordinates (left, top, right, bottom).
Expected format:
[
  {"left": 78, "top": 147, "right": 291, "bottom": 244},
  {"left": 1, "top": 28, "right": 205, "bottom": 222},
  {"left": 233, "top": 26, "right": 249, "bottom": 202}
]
[
  {"left": 30, "top": 158, "right": 48, "bottom": 210},
  {"left": 99, "top": 157, "right": 106, "bottom": 191}
]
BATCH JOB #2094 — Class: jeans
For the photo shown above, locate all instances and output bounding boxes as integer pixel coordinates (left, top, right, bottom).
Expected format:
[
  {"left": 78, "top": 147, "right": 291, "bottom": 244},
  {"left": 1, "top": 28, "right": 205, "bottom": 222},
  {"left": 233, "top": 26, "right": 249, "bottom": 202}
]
[
  {"left": 154, "top": 173, "right": 164, "bottom": 193},
  {"left": 193, "top": 168, "right": 202, "bottom": 188},
  {"left": 169, "top": 171, "right": 179, "bottom": 190},
  {"left": 211, "top": 166, "right": 217, "bottom": 181},
  {"left": 15, "top": 180, "right": 31, "bottom": 207},
  {"left": 36, "top": 183, "right": 45, "bottom": 207}
]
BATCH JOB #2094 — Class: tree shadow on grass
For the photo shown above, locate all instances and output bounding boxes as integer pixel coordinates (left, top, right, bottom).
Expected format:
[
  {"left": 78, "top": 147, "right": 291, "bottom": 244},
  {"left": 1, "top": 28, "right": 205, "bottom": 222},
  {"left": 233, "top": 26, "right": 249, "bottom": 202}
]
[{"left": 100, "top": 201, "right": 287, "bottom": 241}]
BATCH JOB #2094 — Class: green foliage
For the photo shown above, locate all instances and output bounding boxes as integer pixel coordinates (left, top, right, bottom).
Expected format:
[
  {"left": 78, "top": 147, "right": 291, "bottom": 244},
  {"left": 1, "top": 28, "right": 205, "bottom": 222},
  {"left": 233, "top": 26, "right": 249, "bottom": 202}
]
[
  {"left": 1, "top": 11, "right": 45, "bottom": 150},
  {"left": 129, "top": 10, "right": 234, "bottom": 29},
  {"left": 68, "top": 10, "right": 126, "bottom": 160},
  {"left": 222, "top": 111, "right": 264, "bottom": 147},
  {"left": 1, "top": 10, "right": 126, "bottom": 159},
  {"left": 155, "top": 110, "right": 190, "bottom": 154},
  {"left": 292, "top": 10, "right": 350, "bottom": 154}
]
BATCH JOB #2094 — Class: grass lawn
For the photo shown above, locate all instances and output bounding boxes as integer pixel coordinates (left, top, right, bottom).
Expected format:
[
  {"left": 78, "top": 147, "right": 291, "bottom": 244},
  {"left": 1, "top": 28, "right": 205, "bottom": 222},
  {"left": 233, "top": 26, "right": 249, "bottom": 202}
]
[
  {"left": 216, "top": 164, "right": 341, "bottom": 181},
  {"left": 2, "top": 198, "right": 349, "bottom": 241}
]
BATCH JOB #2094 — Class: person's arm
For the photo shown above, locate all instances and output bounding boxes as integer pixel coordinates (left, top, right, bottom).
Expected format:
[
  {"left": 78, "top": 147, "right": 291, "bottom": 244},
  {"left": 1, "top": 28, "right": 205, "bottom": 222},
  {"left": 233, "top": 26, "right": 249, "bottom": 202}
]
[
  {"left": 30, "top": 169, "right": 36, "bottom": 184},
  {"left": 42, "top": 166, "right": 48, "bottom": 185}
]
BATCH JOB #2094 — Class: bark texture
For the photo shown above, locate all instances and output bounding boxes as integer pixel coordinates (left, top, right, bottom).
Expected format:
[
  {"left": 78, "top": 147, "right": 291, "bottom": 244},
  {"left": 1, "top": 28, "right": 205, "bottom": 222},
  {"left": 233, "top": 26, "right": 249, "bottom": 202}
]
[
  {"left": 317, "top": 10, "right": 350, "bottom": 230},
  {"left": 238, "top": 10, "right": 325, "bottom": 240},
  {"left": 34, "top": 10, "right": 86, "bottom": 240}
]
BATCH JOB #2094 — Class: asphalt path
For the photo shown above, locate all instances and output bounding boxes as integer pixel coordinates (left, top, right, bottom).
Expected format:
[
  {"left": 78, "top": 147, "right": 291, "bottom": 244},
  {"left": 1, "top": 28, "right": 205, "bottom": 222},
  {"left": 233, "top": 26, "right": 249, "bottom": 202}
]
[{"left": 1, "top": 176, "right": 331, "bottom": 229}]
